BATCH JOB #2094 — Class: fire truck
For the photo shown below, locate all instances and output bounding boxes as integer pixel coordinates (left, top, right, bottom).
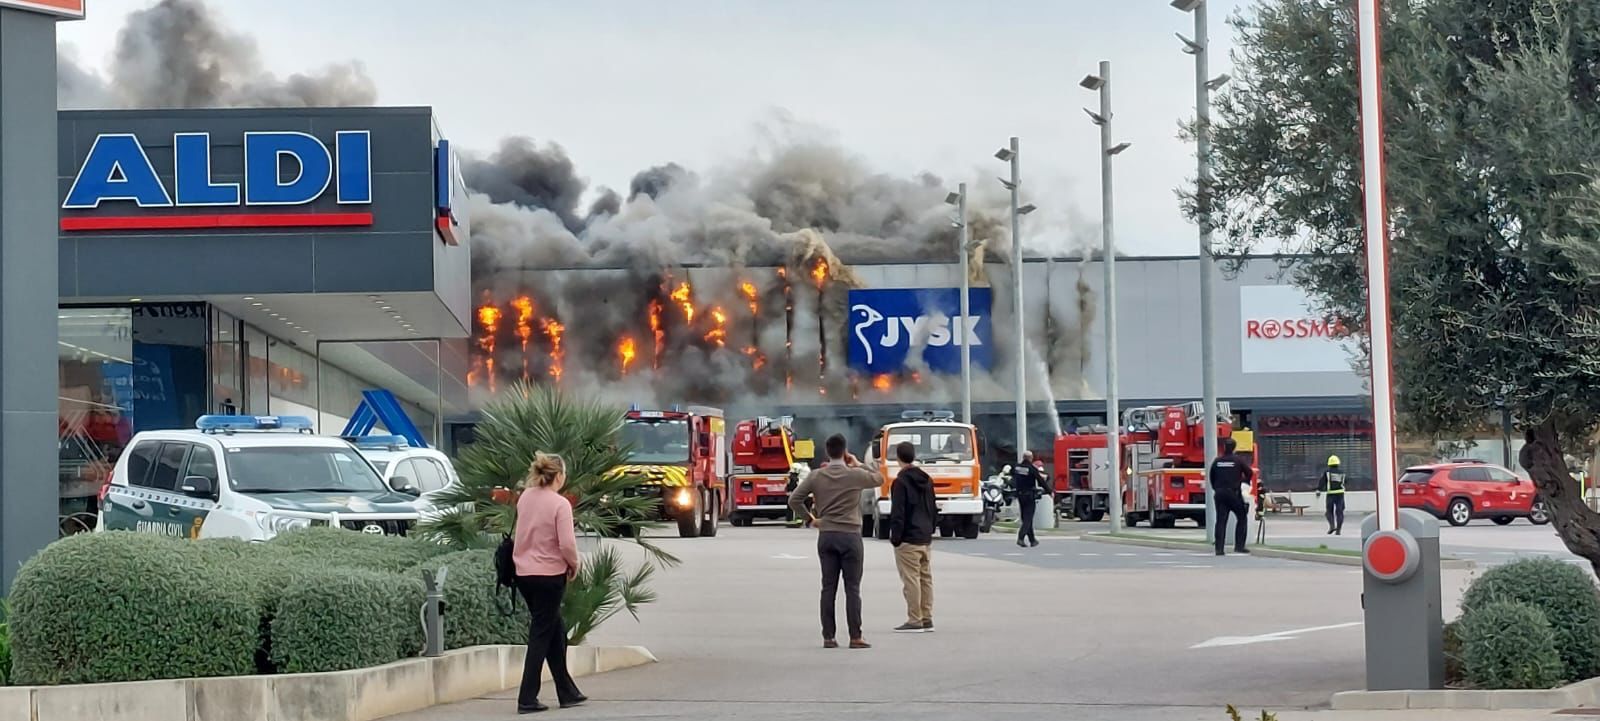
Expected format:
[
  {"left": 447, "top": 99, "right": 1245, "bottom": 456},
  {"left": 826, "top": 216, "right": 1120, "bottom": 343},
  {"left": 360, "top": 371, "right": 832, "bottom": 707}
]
[
  {"left": 614, "top": 405, "right": 727, "bottom": 538},
  {"left": 727, "top": 416, "right": 814, "bottom": 527},
  {"left": 861, "top": 410, "right": 985, "bottom": 540},
  {"left": 1054, "top": 401, "right": 1242, "bottom": 528}
]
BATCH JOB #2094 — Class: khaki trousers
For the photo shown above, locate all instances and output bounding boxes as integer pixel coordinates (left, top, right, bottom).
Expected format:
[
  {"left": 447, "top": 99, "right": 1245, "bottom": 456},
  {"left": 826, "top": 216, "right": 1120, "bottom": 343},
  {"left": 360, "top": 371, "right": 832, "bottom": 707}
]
[{"left": 893, "top": 543, "right": 934, "bottom": 624}]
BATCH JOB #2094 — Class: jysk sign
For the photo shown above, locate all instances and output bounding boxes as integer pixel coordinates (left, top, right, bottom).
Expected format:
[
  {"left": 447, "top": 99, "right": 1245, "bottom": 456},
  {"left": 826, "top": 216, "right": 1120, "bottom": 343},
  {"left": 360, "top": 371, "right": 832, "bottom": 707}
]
[
  {"left": 60, "top": 131, "right": 373, "bottom": 231},
  {"left": 847, "top": 288, "right": 992, "bottom": 374}
]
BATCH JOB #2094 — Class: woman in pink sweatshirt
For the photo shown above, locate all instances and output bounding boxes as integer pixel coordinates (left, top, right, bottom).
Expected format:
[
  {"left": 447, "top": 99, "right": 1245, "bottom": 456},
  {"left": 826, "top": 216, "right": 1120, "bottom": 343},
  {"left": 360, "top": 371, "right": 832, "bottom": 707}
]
[{"left": 512, "top": 452, "right": 585, "bottom": 713}]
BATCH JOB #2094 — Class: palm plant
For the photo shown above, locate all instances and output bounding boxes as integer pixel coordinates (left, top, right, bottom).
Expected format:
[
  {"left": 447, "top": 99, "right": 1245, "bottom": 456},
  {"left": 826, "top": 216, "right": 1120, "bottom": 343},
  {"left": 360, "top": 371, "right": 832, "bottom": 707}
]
[
  {"left": 560, "top": 546, "right": 658, "bottom": 646},
  {"left": 418, "top": 382, "right": 677, "bottom": 566}
]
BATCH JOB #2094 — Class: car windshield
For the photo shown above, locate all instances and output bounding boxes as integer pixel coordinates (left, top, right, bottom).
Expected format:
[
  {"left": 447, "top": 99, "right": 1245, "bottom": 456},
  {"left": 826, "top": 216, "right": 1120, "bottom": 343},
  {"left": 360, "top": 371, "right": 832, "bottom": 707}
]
[
  {"left": 226, "top": 446, "right": 389, "bottom": 494},
  {"left": 887, "top": 425, "right": 974, "bottom": 462},
  {"left": 621, "top": 419, "right": 691, "bottom": 464}
]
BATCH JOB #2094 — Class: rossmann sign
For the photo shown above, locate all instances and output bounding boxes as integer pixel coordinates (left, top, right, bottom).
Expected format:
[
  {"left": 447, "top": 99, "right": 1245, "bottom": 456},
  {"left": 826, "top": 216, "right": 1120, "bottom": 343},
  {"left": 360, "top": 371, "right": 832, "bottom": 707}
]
[
  {"left": 1239, "top": 285, "right": 1358, "bottom": 374},
  {"left": 60, "top": 130, "right": 374, "bottom": 231}
]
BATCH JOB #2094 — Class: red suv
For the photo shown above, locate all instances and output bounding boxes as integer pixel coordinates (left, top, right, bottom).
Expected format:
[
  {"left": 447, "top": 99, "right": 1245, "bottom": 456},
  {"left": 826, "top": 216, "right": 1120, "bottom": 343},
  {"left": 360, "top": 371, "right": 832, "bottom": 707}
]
[{"left": 1398, "top": 461, "right": 1550, "bottom": 527}]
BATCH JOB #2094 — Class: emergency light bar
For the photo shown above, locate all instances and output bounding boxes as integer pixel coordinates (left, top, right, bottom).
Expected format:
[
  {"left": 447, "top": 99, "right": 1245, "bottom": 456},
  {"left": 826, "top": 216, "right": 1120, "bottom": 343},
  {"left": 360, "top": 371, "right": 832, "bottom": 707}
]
[
  {"left": 901, "top": 409, "right": 956, "bottom": 421},
  {"left": 634, "top": 410, "right": 665, "bottom": 419},
  {"left": 197, "top": 415, "right": 314, "bottom": 433},
  {"left": 345, "top": 434, "right": 411, "bottom": 450}
]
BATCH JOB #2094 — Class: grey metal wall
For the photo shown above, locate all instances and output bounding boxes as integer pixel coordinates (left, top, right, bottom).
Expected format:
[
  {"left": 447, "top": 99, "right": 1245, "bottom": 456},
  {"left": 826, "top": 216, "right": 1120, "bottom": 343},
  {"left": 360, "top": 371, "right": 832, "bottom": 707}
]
[{"left": 56, "top": 107, "right": 449, "bottom": 300}]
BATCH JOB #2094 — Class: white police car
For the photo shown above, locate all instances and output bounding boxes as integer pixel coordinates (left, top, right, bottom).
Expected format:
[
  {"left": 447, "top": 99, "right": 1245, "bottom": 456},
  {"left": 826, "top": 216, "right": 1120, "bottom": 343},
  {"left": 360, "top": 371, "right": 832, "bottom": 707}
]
[
  {"left": 98, "top": 415, "right": 422, "bottom": 541},
  {"left": 348, "top": 435, "right": 460, "bottom": 517}
]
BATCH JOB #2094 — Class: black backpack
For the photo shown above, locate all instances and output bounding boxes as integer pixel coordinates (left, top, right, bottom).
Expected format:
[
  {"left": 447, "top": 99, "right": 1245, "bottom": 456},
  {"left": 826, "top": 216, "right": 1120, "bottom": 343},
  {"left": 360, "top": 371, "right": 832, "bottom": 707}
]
[{"left": 493, "top": 533, "right": 521, "bottom": 615}]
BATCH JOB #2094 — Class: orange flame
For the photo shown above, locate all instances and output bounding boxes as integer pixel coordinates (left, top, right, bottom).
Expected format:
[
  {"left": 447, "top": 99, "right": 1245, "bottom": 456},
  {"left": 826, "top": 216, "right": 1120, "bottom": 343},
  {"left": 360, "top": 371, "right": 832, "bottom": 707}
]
[
  {"left": 810, "top": 257, "right": 828, "bottom": 287},
  {"left": 541, "top": 318, "right": 565, "bottom": 381},
  {"left": 743, "top": 346, "right": 766, "bottom": 370},
  {"left": 477, "top": 304, "right": 502, "bottom": 334},
  {"left": 618, "top": 336, "right": 637, "bottom": 373},
  {"left": 670, "top": 281, "right": 695, "bottom": 323},
  {"left": 511, "top": 296, "right": 535, "bottom": 380},
  {"left": 476, "top": 303, "right": 501, "bottom": 391},
  {"left": 705, "top": 306, "right": 728, "bottom": 346},
  {"left": 872, "top": 374, "right": 893, "bottom": 392},
  {"left": 648, "top": 299, "right": 665, "bottom": 368},
  {"left": 739, "top": 280, "right": 760, "bottom": 317}
]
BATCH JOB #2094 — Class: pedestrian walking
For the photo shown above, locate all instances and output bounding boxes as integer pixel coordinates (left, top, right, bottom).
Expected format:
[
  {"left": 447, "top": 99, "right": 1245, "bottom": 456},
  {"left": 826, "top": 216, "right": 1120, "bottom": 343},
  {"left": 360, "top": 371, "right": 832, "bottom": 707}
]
[
  {"left": 1011, "top": 451, "right": 1046, "bottom": 548},
  {"left": 788, "top": 434, "right": 881, "bottom": 649},
  {"left": 1210, "top": 437, "right": 1254, "bottom": 557},
  {"left": 887, "top": 441, "right": 936, "bottom": 634},
  {"left": 512, "top": 452, "right": 586, "bottom": 713},
  {"left": 1318, "top": 455, "right": 1347, "bottom": 535}
]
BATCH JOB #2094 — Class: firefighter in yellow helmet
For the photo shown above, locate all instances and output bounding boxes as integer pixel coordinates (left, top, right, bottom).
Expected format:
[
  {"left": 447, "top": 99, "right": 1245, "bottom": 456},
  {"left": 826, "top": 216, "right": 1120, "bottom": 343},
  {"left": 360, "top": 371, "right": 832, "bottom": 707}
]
[{"left": 1317, "top": 455, "right": 1347, "bottom": 535}]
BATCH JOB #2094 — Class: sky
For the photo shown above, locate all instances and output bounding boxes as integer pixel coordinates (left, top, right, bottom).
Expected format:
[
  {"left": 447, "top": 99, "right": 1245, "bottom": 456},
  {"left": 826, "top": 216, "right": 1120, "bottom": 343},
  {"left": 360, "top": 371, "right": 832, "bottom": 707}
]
[{"left": 57, "top": 0, "right": 1251, "bottom": 257}]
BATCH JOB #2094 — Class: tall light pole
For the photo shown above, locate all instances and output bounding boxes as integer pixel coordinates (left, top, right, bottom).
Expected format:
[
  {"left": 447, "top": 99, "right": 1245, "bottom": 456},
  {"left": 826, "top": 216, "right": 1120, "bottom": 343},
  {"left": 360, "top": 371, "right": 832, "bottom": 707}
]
[
  {"left": 1083, "top": 63, "right": 1131, "bottom": 533},
  {"left": 945, "top": 184, "right": 974, "bottom": 424},
  {"left": 1174, "top": 0, "right": 1231, "bottom": 543},
  {"left": 996, "top": 139, "right": 1037, "bottom": 464}
]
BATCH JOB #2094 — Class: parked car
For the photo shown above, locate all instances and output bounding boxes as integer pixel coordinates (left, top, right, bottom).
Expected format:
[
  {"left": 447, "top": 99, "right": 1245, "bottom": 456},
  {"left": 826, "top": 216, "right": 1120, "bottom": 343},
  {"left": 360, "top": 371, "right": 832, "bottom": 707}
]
[
  {"left": 349, "top": 435, "right": 460, "bottom": 519},
  {"left": 1397, "top": 461, "right": 1550, "bottom": 527}
]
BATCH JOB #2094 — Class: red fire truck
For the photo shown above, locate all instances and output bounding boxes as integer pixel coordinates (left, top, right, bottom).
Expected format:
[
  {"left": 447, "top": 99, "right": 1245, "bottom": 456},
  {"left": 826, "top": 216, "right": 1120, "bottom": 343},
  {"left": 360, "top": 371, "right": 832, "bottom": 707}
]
[
  {"left": 614, "top": 405, "right": 727, "bottom": 538},
  {"left": 727, "top": 416, "right": 814, "bottom": 527},
  {"left": 1054, "top": 401, "right": 1244, "bottom": 528}
]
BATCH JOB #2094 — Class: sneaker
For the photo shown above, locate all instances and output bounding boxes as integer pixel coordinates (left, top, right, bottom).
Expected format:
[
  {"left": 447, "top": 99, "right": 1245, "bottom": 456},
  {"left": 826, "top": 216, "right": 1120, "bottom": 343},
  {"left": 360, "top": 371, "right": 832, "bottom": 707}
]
[
  {"left": 849, "top": 638, "right": 872, "bottom": 649},
  {"left": 1029, "top": 540, "right": 1040, "bottom": 548},
  {"left": 922, "top": 620, "right": 935, "bottom": 633},
  {"left": 1215, "top": 549, "right": 1225, "bottom": 556},
  {"left": 823, "top": 639, "right": 839, "bottom": 649},
  {"left": 894, "top": 622, "right": 923, "bottom": 633}
]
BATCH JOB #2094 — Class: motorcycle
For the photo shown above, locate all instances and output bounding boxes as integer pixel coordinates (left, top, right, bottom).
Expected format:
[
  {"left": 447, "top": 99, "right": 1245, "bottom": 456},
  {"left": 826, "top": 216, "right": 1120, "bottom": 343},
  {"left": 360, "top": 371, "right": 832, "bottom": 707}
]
[{"left": 980, "top": 466, "right": 1016, "bottom": 533}]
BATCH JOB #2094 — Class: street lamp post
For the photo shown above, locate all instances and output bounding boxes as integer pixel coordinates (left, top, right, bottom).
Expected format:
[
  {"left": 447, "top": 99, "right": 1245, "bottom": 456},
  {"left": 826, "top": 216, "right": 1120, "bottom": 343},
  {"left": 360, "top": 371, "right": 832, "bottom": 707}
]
[
  {"left": 1174, "top": 0, "right": 1232, "bottom": 543},
  {"left": 996, "top": 139, "right": 1037, "bottom": 465},
  {"left": 945, "top": 184, "right": 973, "bottom": 424},
  {"left": 1082, "top": 63, "right": 1131, "bottom": 534}
]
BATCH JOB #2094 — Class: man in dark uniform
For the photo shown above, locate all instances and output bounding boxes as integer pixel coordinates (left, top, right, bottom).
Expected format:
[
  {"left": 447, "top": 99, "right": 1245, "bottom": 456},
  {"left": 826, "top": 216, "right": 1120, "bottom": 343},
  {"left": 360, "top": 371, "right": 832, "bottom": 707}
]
[
  {"left": 1317, "top": 455, "right": 1347, "bottom": 535},
  {"left": 1011, "top": 451, "right": 1046, "bottom": 548},
  {"left": 1210, "top": 437, "right": 1254, "bottom": 556}
]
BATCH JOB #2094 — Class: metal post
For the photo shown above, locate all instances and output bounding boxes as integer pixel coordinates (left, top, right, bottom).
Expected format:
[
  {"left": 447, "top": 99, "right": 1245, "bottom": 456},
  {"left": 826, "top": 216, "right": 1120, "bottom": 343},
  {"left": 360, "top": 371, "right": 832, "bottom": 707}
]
[
  {"left": 1193, "top": 1, "right": 1221, "bottom": 543},
  {"left": 1097, "top": 62, "right": 1123, "bottom": 534},
  {"left": 957, "top": 182, "right": 973, "bottom": 425},
  {"left": 422, "top": 566, "right": 448, "bottom": 657},
  {"left": 1008, "top": 138, "right": 1026, "bottom": 464},
  {"left": 1356, "top": 0, "right": 1399, "bottom": 532}
]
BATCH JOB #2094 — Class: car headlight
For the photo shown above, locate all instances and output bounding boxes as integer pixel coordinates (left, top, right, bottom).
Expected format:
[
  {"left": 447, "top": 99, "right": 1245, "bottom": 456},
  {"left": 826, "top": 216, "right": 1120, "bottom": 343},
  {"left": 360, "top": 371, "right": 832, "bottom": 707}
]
[
  {"left": 673, "top": 488, "right": 693, "bottom": 507},
  {"left": 258, "top": 514, "right": 312, "bottom": 535}
]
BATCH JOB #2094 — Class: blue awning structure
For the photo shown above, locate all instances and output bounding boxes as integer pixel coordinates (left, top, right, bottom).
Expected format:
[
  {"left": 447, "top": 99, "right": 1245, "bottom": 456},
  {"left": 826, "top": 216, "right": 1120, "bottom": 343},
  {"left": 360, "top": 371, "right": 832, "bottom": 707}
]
[{"left": 341, "top": 389, "right": 428, "bottom": 448}]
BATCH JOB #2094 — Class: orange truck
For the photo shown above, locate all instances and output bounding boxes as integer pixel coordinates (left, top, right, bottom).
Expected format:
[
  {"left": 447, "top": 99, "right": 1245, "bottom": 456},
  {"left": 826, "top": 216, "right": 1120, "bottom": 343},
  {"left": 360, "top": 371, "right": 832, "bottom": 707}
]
[
  {"left": 727, "top": 416, "right": 813, "bottom": 527},
  {"left": 859, "top": 410, "right": 984, "bottom": 540}
]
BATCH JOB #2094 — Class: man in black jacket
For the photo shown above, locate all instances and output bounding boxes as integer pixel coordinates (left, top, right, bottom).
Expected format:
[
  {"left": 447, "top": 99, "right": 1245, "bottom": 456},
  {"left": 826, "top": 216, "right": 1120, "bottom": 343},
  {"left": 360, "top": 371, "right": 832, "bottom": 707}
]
[
  {"left": 1210, "top": 437, "right": 1254, "bottom": 556},
  {"left": 1011, "top": 451, "right": 1047, "bottom": 548},
  {"left": 889, "top": 441, "right": 937, "bottom": 633}
]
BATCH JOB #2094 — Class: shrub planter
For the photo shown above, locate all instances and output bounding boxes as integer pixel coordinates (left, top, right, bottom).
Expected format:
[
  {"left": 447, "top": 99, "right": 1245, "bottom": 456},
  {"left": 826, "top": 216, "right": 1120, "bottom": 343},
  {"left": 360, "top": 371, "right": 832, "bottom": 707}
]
[
  {"left": 1332, "top": 676, "right": 1600, "bottom": 711},
  {"left": 0, "top": 644, "right": 656, "bottom": 721}
]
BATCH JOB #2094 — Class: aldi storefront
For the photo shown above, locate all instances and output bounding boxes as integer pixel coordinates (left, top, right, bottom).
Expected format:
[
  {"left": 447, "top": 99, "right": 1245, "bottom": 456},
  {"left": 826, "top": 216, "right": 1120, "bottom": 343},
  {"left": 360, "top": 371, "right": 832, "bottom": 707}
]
[{"left": 53, "top": 107, "right": 473, "bottom": 532}]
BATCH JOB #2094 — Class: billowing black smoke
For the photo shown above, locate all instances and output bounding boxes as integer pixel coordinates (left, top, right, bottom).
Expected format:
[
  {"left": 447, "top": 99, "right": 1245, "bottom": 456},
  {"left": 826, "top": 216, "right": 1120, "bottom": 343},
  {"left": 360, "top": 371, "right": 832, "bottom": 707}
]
[
  {"left": 462, "top": 138, "right": 592, "bottom": 235},
  {"left": 57, "top": 0, "right": 375, "bottom": 110}
]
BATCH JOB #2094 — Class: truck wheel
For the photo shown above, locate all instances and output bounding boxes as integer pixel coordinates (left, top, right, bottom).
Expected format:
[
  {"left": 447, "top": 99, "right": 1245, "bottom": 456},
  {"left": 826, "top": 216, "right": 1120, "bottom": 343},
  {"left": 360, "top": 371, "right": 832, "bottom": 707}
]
[
  {"left": 1087, "top": 509, "right": 1106, "bottom": 522},
  {"left": 960, "top": 516, "right": 981, "bottom": 539},
  {"left": 1152, "top": 514, "right": 1176, "bottom": 529},
  {"left": 861, "top": 515, "right": 875, "bottom": 538},
  {"left": 678, "top": 491, "right": 702, "bottom": 538},
  {"left": 700, "top": 490, "right": 719, "bottom": 537},
  {"left": 1124, "top": 513, "right": 1140, "bottom": 528},
  {"left": 875, "top": 511, "right": 892, "bottom": 540},
  {"left": 729, "top": 513, "right": 747, "bottom": 527}
]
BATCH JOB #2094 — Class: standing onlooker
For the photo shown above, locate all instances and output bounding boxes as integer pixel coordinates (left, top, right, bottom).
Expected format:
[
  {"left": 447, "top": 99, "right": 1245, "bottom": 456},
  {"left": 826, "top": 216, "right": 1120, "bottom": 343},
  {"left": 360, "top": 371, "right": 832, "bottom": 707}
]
[
  {"left": 1209, "top": 438, "right": 1254, "bottom": 557},
  {"left": 888, "top": 441, "right": 936, "bottom": 633},
  {"left": 1318, "top": 455, "right": 1348, "bottom": 535},
  {"left": 788, "top": 434, "right": 881, "bottom": 649},
  {"left": 512, "top": 452, "right": 586, "bottom": 713},
  {"left": 1011, "top": 451, "right": 1046, "bottom": 548}
]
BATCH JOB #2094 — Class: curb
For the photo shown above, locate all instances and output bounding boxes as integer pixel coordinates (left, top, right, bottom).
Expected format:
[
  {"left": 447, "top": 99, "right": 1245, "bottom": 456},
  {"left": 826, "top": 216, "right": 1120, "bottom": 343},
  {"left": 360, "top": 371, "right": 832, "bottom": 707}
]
[
  {"left": 0, "top": 644, "right": 657, "bottom": 721},
  {"left": 1079, "top": 533, "right": 1475, "bottom": 569},
  {"left": 1332, "top": 677, "right": 1600, "bottom": 711}
]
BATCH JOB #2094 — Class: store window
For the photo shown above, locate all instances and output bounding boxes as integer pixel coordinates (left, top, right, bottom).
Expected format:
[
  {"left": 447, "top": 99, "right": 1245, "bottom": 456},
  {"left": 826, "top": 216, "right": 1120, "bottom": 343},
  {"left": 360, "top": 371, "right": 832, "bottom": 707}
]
[
  {"left": 58, "top": 307, "right": 133, "bottom": 526},
  {"left": 211, "top": 308, "right": 243, "bottom": 414},
  {"left": 1256, "top": 414, "right": 1375, "bottom": 492}
]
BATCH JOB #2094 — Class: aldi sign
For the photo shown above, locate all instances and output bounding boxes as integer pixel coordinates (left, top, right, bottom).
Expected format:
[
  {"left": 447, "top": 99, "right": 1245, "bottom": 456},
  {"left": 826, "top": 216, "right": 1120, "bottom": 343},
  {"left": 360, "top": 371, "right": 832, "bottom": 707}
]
[
  {"left": 61, "top": 130, "right": 373, "bottom": 231},
  {"left": 846, "top": 288, "right": 992, "bottom": 374}
]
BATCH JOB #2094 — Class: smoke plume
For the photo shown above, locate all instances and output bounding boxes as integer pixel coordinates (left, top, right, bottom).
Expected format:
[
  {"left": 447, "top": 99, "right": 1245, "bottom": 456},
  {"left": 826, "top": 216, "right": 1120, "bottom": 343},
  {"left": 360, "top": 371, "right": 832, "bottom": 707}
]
[{"left": 57, "top": 0, "right": 376, "bottom": 110}]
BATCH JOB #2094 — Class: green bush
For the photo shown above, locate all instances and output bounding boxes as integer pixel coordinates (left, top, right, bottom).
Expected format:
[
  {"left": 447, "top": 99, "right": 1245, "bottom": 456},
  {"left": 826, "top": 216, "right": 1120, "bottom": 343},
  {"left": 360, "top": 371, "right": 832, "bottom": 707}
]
[
  {"left": 1460, "top": 557, "right": 1600, "bottom": 680},
  {"left": 410, "top": 550, "right": 526, "bottom": 649},
  {"left": 1458, "top": 601, "right": 1566, "bottom": 689},
  {"left": 0, "top": 599, "right": 12, "bottom": 686},
  {"left": 268, "top": 526, "right": 450, "bottom": 573},
  {"left": 1443, "top": 620, "right": 1464, "bottom": 686},
  {"left": 8, "top": 533, "right": 258, "bottom": 685},
  {"left": 270, "top": 568, "right": 424, "bottom": 674}
]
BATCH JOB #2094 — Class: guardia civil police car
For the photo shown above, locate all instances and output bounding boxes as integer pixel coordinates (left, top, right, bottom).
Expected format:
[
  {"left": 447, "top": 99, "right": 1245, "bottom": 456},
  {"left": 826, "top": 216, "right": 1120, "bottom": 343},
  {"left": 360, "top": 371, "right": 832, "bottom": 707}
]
[
  {"left": 348, "top": 435, "right": 460, "bottom": 521},
  {"left": 98, "top": 415, "right": 422, "bottom": 541}
]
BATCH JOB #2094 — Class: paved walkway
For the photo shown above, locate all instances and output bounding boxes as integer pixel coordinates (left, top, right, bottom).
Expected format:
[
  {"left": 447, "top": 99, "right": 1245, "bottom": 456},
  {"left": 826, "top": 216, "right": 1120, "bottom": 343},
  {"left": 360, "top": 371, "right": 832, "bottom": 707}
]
[{"left": 391, "top": 526, "right": 1520, "bottom": 721}]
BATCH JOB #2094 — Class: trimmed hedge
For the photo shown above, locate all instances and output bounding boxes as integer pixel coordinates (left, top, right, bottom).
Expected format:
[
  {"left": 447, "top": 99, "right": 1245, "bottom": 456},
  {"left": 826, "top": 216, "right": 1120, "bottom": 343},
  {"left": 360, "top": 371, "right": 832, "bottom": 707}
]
[
  {"left": 270, "top": 568, "right": 425, "bottom": 674},
  {"left": 1458, "top": 600, "right": 1565, "bottom": 689},
  {"left": 1460, "top": 557, "right": 1600, "bottom": 680},
  {"left": 9, "top": 533, "right": 259, "bottom": 685},
  {"left": 410, "top": 550, "right": 526, "bottom": 649},
  {"left": 267, "top": 526, "right": 452, "bottom": 573}
]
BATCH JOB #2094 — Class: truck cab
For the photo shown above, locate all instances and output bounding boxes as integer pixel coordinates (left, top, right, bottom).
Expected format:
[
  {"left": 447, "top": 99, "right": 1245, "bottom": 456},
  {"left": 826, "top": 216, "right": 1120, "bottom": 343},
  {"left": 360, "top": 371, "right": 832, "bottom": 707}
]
[
  {"left": 860, "top": 410, "right": 984, "bottom": 540},
  {"left": 613, "top": 405, "right": 726, "bottom": 538}
]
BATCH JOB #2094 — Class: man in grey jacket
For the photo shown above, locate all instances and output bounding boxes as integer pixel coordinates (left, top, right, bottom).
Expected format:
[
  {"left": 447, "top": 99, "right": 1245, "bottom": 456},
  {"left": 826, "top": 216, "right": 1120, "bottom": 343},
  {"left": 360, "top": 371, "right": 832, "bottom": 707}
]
[{"left": 788, "top": 433, "right": 881, "bottom": 649}]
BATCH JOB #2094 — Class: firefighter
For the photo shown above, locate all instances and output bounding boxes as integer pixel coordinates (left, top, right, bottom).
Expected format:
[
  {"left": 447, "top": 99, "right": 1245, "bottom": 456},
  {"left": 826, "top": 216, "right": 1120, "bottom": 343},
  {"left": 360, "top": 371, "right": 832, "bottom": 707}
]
[
  {"left": 1317, "top": 455, "right": 1347, "bottom": 535},
  {"left": 1011, "top": 451, "right": 1046, "bottom": 548},
  {"left": 1209, "top": 437, "right": 1253, "bottom": 556}
]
